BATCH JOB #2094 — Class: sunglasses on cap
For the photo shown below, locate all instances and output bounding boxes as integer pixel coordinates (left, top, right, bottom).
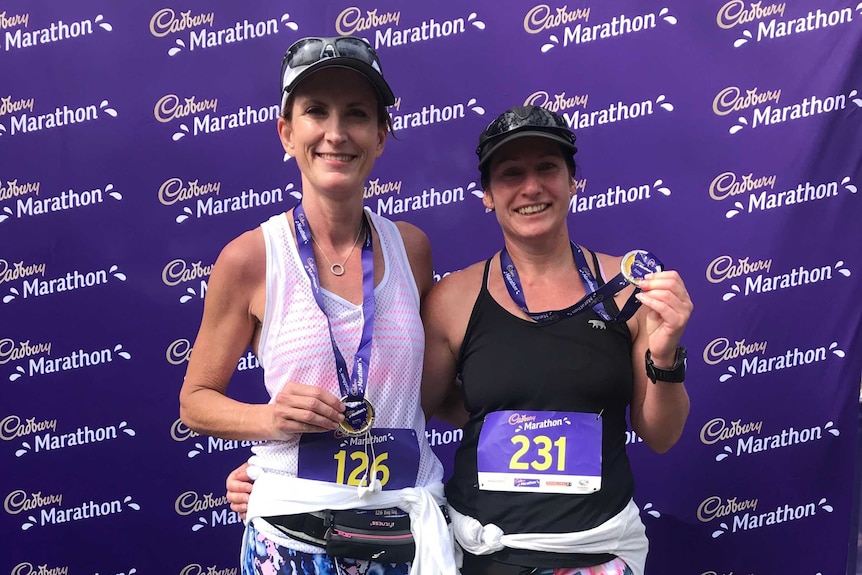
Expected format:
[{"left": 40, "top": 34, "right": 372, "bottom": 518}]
[
  {"left": 279, "top": 36, "right": 395, "bottom": 106},
  {"left": 477, "top": 105, "right": 577, "bottom": 168}
]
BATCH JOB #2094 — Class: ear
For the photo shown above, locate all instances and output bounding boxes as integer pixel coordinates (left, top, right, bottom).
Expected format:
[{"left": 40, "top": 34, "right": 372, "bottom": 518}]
[
  {"left": 375, "top": 123, "right": 387, "bottom": 158},
  {"left": 568, "top": 176, "right": 577, "bottom": 199},
  {"left": 278, "top": 117, "right": 294, "bottom": 155},
  {"left": 482, "top": 189, "right": 495, "bottom": 211}
]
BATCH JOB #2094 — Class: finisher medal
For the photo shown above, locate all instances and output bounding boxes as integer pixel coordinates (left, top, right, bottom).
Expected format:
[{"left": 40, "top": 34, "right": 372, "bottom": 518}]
[
  {"left": 339, "top": 397, "right": 376, "bottom": 436},
  {"left": 620, "top": 250, "right": 663, "bottom": 286}
]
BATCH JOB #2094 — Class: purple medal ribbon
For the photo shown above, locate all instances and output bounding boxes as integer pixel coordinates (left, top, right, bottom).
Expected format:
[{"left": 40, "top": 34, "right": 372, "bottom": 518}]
[
  {"left": 293, "top": 204, "right": 375, "bottom": 432},
  {"left": 500, "top": 243, "right": 655, "bottom": 323}
]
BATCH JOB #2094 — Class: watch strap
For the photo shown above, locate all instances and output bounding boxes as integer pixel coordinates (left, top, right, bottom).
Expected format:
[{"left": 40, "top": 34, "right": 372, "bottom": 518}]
[{"left": 645, "top": 346, "right": 687, "bottom": 384}]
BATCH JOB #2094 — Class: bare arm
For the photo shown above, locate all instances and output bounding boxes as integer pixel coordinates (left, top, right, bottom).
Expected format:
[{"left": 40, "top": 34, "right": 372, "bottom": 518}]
[
  {"left": 178, "top": 230, "right": 273, "bottom": 439},
  {"left": 395, "top": 220, "right": 434, "bottom": 302},
  {"left": 627, "top": 269, "right": 693, "bottom": 453},
  {"left": 395, "top": 220, "right": 469, "bottom": 425},
  {"left": 420, "top": 267, "right": 483, "bottom": 426},
  {"left": 179, "top": 229, "right": 344, "bottom": 440}
]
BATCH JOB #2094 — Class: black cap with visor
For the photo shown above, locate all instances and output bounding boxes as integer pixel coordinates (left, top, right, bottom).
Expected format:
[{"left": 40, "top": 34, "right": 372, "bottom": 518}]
[{"left": 477, "top": 106, "right": 578, "bottom": 169}]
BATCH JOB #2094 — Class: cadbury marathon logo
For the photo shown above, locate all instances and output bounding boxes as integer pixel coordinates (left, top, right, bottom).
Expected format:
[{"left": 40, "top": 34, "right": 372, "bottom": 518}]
[
  {"left": 3, "top": 337, "right": 131, "bottom": 382},
  {"left": 0, "top": 179, "right": 121, "bottom": 224},
  {"left": 5, "top": 489, "right": 140, "bottom": 530},
  {"left": 697, "top": 493, "right": 832, "bottom": 537},
  {"left": 1, "top": 414, "right": 135, "bottom": 457},
  {"left": 172, "top": 418, "right": 262, "bottom": 458},
  {"left": 708, "top": 169, "right": 857, "bottom": 218},
  {"left": 162, "top": 258, "right": 213, "bottom": 303},
  {"left": 707, "top": 254, "right": 851, "bottom": 301},
  {"left": 525, "top": 4, "right": 677, "bottom": 52},
  {"left": 523, "top": 88, "right": 674, "bottom": 131},
  {"left": 2, "top": 11, "right": 112, "bottom": 52},
  {"left": 0, "top": 95, "right": 116, "bottom": 138},
  {"left": 158, "top": 177, "right": 289, "bottom": 223},
  {"left": 390, "top": 96, "right": 485, "bottom": 132},
  {"left": 571, "top": 178, "right": 669, "bottom": 214},
  {"left": 176, "top": 490, "right": 241, "bottom": 530},
  {"left": 375, "top": 178, "right": 477, "bottom": 216},
  {"left": 150, "top": 8, "right": 296, "bottom": 56},
  {"left": 714, "top": 85, "right": 862, "bottom": 134},
  {"left": 1, "top": 259, "right": 126, "bottom": 304},
  {"left": 702, "top": 415, "right": 839, "bottom": 462},
  {"left": 718, "top": 1, "right": 860, "bottom": 47},
  {"left": 154, "top": 94, "right": 278, "bottom": 140},
  {"left": 165, "top": 338, "right": 259, "bottom": 372},
  {"left": 704, "top": 336, "right": 844, "bottom": 382},
  {"left": 335, "top": 6, "right": 484, "bottom": 50}
]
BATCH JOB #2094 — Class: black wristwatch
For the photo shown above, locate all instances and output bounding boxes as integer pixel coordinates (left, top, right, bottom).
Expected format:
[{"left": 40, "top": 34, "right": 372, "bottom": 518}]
[{"left": 645, "top": 346, "right": 687, "bottom": 384}]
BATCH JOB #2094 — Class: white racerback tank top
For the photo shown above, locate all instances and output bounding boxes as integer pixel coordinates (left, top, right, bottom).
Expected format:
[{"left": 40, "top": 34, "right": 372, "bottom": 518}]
[{"left": 248, "top": 208, "right": 443, "bottom": 488}]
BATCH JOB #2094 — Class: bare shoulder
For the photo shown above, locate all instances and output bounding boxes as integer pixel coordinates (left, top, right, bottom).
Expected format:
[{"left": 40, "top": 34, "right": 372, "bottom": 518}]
[
  {"left": 393, "top": 220, "right": 431, "bottom": 259},
  {"left": 427, "top": 259, "right": 486, "bottom": 311},
  {"left": 423, "top": 258, "right": 488, "bottom": 354},
  {"left": 213, "top": 227, "right": 266, "bottom": 285},
  {"left": 393, "top": 220, "right": 432, "bottom": 298},
  {"left": 592, "top": 250, "right": 623, "bottom": 277}
]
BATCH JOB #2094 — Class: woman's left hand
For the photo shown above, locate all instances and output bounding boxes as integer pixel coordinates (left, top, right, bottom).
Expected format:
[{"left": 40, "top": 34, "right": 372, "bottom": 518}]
[{"left": 635, "top": 270, "right": 694, "bottom": 365}]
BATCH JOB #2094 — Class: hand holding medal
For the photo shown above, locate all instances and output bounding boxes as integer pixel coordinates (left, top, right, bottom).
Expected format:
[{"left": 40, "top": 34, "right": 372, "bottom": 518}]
[
  {"left": 632, "top": 257, "right": 694, "bottom": 365},
  {"left": 270, "top": 382, "right": 346, "bottom": 437}
]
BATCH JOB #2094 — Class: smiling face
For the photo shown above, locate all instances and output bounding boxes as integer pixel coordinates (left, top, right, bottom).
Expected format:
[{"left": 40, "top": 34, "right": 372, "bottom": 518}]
[
  {"left": 483, "top": 136, "right": 576, "bottom": 243},
  {"left": 278, "top": 67, "right": 387, "bottom": 199}
]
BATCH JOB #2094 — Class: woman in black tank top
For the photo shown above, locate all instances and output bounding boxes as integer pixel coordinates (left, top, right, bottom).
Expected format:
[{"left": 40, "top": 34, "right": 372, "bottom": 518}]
[{"left": 421, "top": 106, "right": 694, "bottom": 575}]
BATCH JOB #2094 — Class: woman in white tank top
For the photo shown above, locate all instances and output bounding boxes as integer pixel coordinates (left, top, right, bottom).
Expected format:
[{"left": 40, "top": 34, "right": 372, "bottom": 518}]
[{"left": 178, "top": 36, "right": 455, "bottom": 575}]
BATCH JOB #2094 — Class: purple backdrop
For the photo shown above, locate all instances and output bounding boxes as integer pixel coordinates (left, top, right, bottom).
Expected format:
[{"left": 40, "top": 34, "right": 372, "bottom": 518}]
[{"left": 2, "top": 1, "right": 861, "bottom": 574}]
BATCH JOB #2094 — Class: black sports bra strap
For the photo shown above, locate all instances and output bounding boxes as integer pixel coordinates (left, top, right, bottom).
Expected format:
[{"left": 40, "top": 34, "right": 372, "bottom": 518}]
[
  {"left": 481, "top": 257, "right": 493, "bottom": 292},
  {"left": 589, "top": 249, "right": 605, "bottom": 287}
]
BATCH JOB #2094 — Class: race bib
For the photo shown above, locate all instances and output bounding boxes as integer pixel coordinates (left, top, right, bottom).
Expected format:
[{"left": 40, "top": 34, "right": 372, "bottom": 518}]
[
  {"left": 298, "top": 428, "right": 420, "bottom": 490},
  {"left": 477, "top": 410, "right": 602, "bottom": 494}
]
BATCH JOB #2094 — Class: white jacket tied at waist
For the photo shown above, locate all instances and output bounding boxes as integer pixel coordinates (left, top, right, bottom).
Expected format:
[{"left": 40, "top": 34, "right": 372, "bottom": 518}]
[
  {"left": 246, "top": 467, "right": 458, "bottom": 575},
  {"left": 448, "top": 498, "right": 648, "bottom": 575}
]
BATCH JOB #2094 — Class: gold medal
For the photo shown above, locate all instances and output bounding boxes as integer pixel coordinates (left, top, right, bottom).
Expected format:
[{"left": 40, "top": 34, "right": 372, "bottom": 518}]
[
  {"left": 621, "top": 250, "right": 662, "bottom": 286},
  {"left": 339, "top": 397, "right": 375, "bottom": 436}
]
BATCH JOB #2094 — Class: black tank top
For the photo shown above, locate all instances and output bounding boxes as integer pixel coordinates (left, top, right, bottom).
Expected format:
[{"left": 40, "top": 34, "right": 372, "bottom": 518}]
[{"left": 445, "top": 253, "right": 635, "bottom": 569}]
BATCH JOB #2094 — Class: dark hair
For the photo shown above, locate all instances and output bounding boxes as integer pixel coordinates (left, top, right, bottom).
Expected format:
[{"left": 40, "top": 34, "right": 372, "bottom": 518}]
[
  {"left": 480, "top": 145, "right": 577, "bottom": 191},
  {"left": 281, "top": 91, "right": 394, "bottom": 134}
]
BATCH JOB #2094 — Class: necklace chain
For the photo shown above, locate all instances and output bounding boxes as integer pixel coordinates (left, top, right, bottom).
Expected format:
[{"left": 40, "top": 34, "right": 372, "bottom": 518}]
[{"left": 311, "top": 221, "right": 365, "bottom": 276}]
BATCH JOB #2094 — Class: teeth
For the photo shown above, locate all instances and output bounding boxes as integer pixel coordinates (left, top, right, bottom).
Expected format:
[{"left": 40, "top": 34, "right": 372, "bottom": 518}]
[
  {"left": 319, "top": 153, "right": 353, "bottom": 161},
  {"left": 517, "top": 204, "right": 548, "bottom": 215}
]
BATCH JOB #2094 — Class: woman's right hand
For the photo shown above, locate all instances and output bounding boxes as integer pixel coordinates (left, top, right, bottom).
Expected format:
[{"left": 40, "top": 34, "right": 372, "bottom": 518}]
[{"left": 271, "top": 382, "right": 346, "bottom": 437}]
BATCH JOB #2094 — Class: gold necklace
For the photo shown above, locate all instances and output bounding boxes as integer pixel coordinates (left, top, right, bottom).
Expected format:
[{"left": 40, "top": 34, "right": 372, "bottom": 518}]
[{"left": 311, "top": 222, "right": 365, "bottom": 276}]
